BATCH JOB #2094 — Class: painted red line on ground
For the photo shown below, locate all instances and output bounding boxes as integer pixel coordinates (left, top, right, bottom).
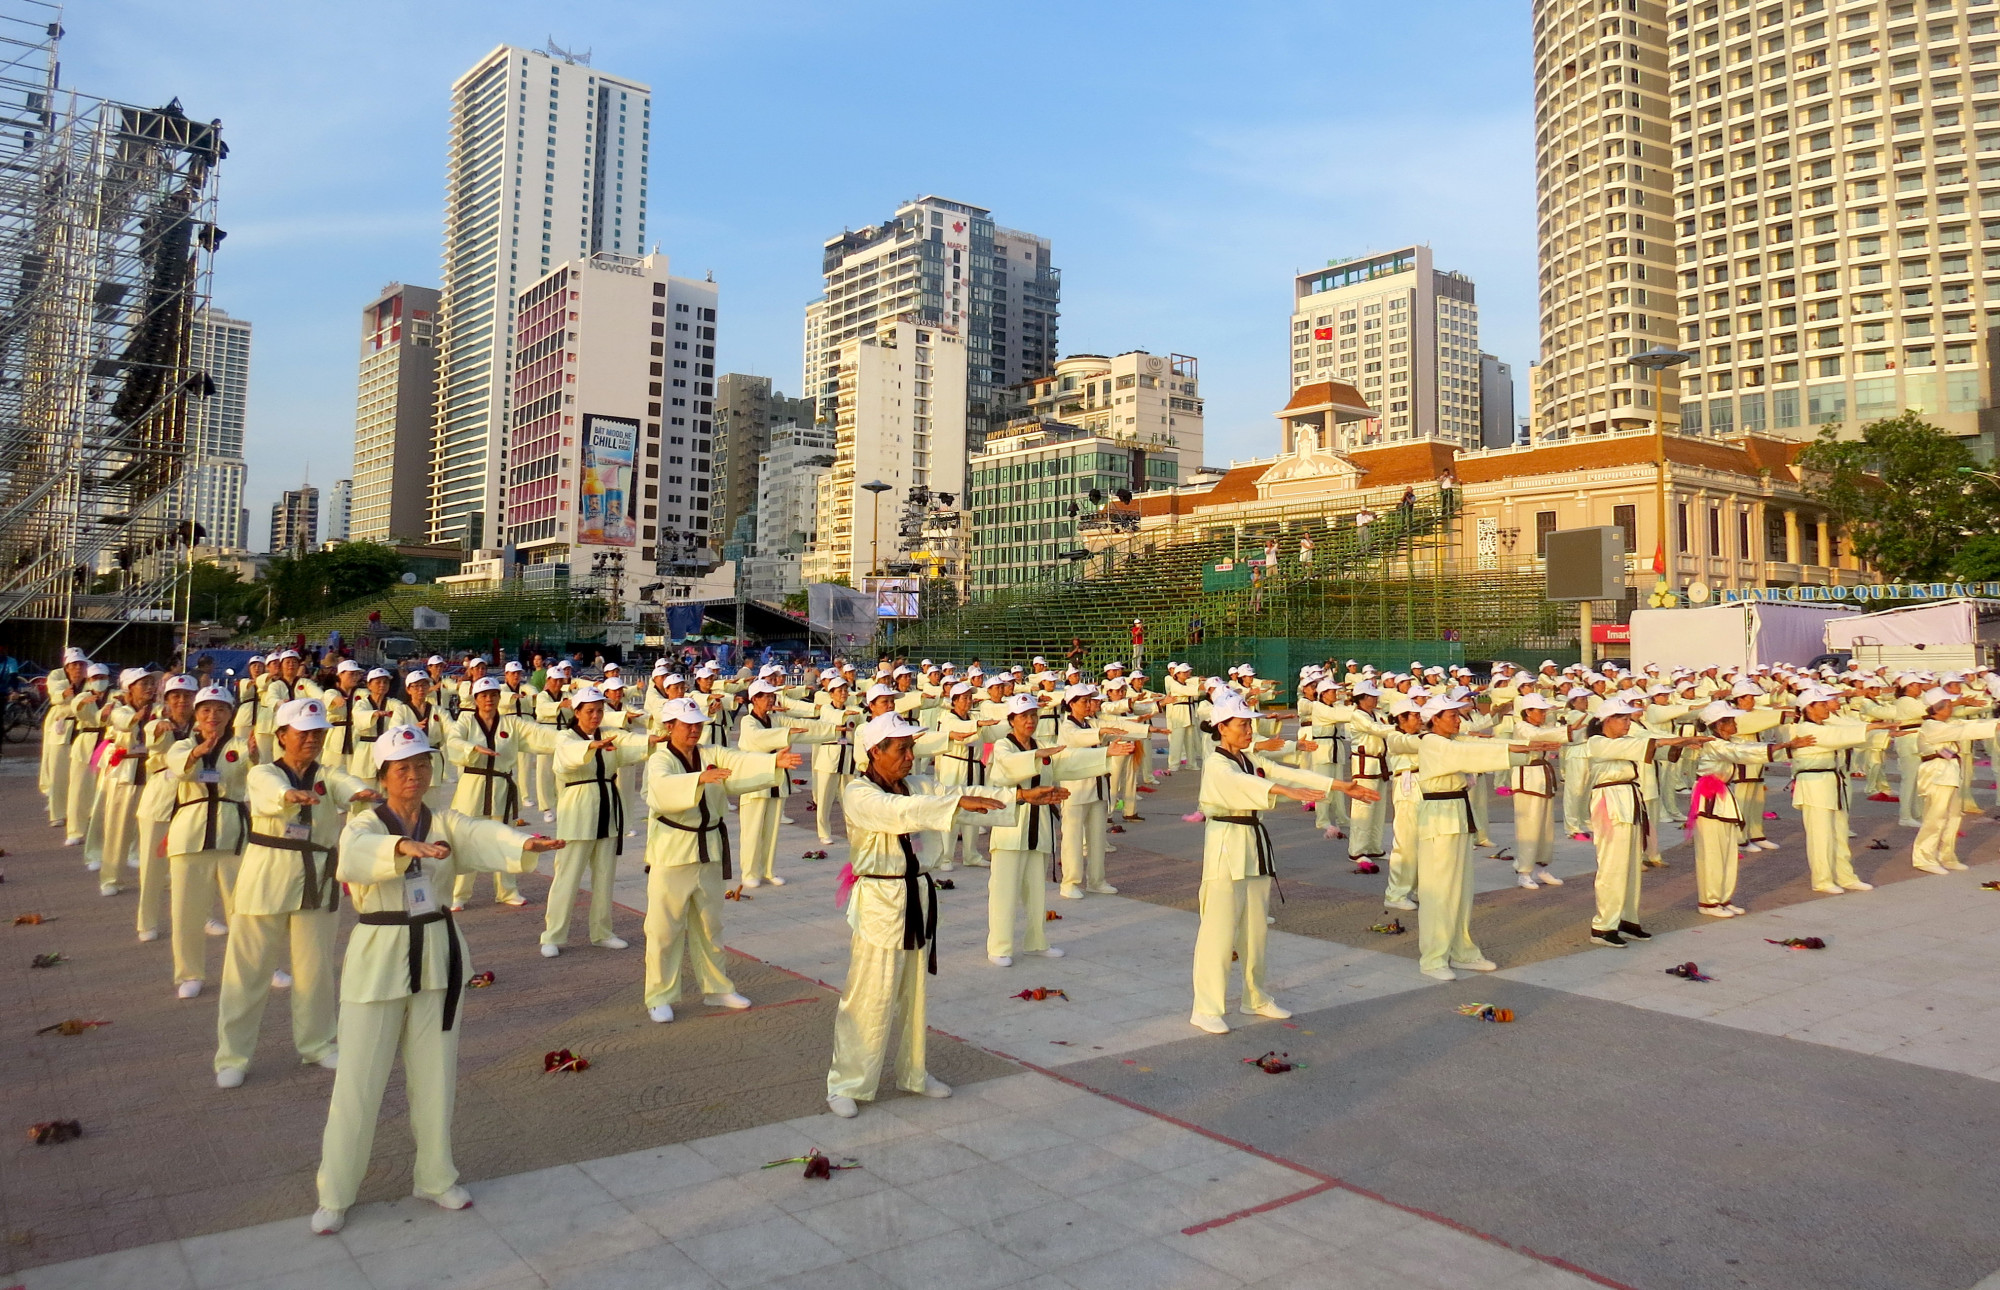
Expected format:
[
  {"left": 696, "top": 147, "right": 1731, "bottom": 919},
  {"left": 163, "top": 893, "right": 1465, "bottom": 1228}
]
[{"left": 1179, "top": 1179, "right": 1337, "bottom": 1235}]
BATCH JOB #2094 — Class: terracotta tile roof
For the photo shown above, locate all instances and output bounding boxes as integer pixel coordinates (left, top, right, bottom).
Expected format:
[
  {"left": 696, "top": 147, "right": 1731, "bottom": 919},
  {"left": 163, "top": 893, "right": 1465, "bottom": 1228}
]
[
  {"left": 1452, "top": 433, "right": 1802, "bottom": 485},
  {"left": 1278, "top": 381, "right": 1374, "bottom": 415},
  {"left": 1134, "top": 463, "right": 1268, "bottom": 516},
  {"left": 1345, "top": 441, "right": 1458, "bottom": 488}
]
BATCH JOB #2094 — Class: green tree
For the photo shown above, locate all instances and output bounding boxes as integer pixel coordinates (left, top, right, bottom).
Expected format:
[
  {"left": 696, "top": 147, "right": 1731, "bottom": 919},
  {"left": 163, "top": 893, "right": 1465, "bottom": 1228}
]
[
  {"left": 1796, "top": 411, "right": 1996, "bottom": 581},
  {"left": 262, "top": 541, "right": 406, "bottom": 619},
  {"left": 187, "top": 559, "right": 263, "bottom": 627},
  {"left": 1951, "top": 532, "right": 2000, "bottom": 581}
]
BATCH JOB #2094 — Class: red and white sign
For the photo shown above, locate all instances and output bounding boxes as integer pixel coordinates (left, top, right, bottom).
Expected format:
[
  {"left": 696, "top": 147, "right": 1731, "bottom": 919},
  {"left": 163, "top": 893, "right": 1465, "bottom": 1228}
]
[{"left": 1591, "top": 623, "right": 1632, "bottom": 645}]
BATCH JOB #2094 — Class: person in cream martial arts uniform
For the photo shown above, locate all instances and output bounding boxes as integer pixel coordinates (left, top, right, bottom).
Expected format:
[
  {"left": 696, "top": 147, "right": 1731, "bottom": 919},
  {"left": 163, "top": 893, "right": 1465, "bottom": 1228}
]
[
  {"left": 39, "top": 648, "right": 87, "bottom": 830},
  {"left": 444, "top": 675, "right": 560, "bottom": 909},
  {"left": 132, "top": 674, "right": 199, "bottom": 940},
  {"left": 985, "top": 693, "right": 1110, "bottom": 966},
  {"left": 823, "top": 714, "right": 1056, "bottom": 1119},
  {"left": 1788, "top": 687, "right": 1893, "bottom": 895},
  {"left": 640, "top": 697, "right": 798, "bottom": 1023},
  {"left": 308, "top": 723, "right": 563, "bottom": 1236},
  {"left": 163, "top": 685, "right": 251, "bottom": 997},
  {"left": 1502, "top": 692, "right": 1568, "bottom": 890},
  {"left": 1163, "top": 661, "right": 1203, "bottom": 771},
  {"left": 1583, "top": 701, "right": 1707, "bottom": 948},
  {"left": 1688, "top": 702, "right": 1814, "bottom": 917},
  {"left": 733, "top": 680, "right": 836, "bottom": 888},
  {"left": 931, "top": 682, "right": 999, "bottom": 871},
  {"left": 1407, "top": 695, "right": 1527, "bottom": 982},
  {"left": 1910, "top": 687, "right": 2000, "bottom": 875},
  {"left": 214, "top": 698, "right": 380, "bottom": 1087},
  {"left": 389, "top": 672, "right": 456, "bottom": 811},
  {"left": 540, "top": 685, "right": 651, "bottom": 956},
  {"left": 810, "top": 675, "right": 862, "bottom": 846},
  {"left": 1722, "top": 681, "right": 1785, "bottom": 850},
  {"left": 1188, "top": 690, "right": 1375, "bottom": 1032}
]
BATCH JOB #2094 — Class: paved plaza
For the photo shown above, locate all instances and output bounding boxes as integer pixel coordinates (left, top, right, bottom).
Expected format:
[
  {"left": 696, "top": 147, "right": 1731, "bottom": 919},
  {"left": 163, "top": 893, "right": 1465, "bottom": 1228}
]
[{"left": 8, "top": 744, "right": 2000, "bottom": 1290}]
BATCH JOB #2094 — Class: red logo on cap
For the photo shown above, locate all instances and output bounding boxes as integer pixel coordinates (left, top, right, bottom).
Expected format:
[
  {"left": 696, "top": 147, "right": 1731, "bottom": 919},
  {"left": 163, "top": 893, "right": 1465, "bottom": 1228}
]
[{"left": 225, "top": 750, "right": 237, "bottom": 762}]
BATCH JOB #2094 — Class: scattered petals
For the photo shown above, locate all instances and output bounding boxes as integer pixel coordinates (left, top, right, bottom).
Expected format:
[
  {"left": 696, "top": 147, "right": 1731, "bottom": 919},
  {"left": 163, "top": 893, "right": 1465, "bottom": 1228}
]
[
  {"left": 1011, "top": 987, "right": 1068, "bottom": 1002},
  {"left": 543, "top": 1048, "right": 589, "bottom": 1073},
  {"left": 1457, "top": 1003, "right": 1514, "bottom": 1022},
  {"left": 725, "top": 887, "right": 751, "bottom": 901},
  {"left": 1244, "top": 1051, "right": 1295, "bottom": 1073},
  {"left": 35, "top": 1019, "right": 110, "bottom": 1036},
  {"left": 1766, "top": 936, "right": 1826, "bottom": 950},
  {"left": 1182, "top": 812, "right": 1206, "bottom": 823},
  {"left": 27, "top": 1119, "right": 80, "bottom": 1144},
  {"left": 1352, "top": 860, "right": 1379, "bottom": 875},
  {"left": 30, "top": 952, "right": 63, "bottom": 969},
  {"left": 1763, "top": 811, "right": 1780, "bottom": 820},
  {"left": 1665, "top": 962, "right": 1714, "bottom": 982},
  {"left": 1982, "top": 880, "right": 2000, "bottom": 891},
  {"left": 467, "top": 971, "right": 496, "bottom": 989},
  {"left": 764, "top": 1148, "right": 859, "bottom": 1179},
  {"left": 1044, "top": 910, "right": 1063, "bottom": 921},
  {"left": 13, "top": 913, "right": 52, "bottom": 925},
  {"left": 1368, "top": 919, "right": 1406, "bottom": 935}
]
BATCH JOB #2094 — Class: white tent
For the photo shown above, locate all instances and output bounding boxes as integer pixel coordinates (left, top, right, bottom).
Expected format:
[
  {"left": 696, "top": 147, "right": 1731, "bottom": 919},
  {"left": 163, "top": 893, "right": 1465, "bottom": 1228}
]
[
  {"left": 1823, "top": 598, "right": 2000, "bottom": 672},
  {"left": 1630, "top": 601, "right": 1855, "bottom": 673}
]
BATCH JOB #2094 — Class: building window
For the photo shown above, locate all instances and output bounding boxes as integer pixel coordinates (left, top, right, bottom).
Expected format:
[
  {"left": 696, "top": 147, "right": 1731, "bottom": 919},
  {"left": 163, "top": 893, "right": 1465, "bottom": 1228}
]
[
  {"left": 1613, "top": 504, "right": 1638, "bottom": 553},
  {"left": 1767, "top": 511, "right": 1789, "bottom": 561},
  {"left": 1676, "top": 503, "right": 1690, "bottom": 554},
  {"left": 1708, "top": 507, "right": 1722, "bottom": 555},
  {"left": 1535, "top": 510, "right": 1558, "bottom": 557},
  {"left": 1738, "top": 511, "right": 1752, "bottom": 560}
]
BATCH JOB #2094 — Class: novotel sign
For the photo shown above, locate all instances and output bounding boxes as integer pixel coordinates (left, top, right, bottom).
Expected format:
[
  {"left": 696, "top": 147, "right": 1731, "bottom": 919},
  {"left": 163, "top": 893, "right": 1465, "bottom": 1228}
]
[
  {"left": 1719, "top": 582, "right": 2000, "bottom": 604},
  {"left": 588, "top": 259, "right": 643, "bottom": 277}
]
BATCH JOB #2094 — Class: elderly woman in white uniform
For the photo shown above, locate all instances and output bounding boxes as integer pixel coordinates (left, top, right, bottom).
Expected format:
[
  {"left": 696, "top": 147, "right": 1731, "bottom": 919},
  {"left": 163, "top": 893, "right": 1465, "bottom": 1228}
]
[
  {"left": 162, "top": 684, "right": 251, "bottom": 997},
  {"left": 444, "top": 674, "right": 560, "bottom": 908},
  {"left": 308, "top": 723, "right": 563, "bottom": 1235}
]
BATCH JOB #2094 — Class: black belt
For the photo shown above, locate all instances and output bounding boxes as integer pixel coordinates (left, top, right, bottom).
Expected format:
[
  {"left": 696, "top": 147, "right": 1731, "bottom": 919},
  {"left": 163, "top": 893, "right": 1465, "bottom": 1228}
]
[
  {"left": 1513, "top": 762, "right": 1555, "bottom": 798},
  {"left": 656, "top": 813, "right": 733, "bottom": 879},
  {"left": 171, "top": 786, "right": 249, "bottom": 853},
  {"left": 72, "top": 725, "right": 102, "bottom": 744},
  {"left": 1422, "top": 788, "right": 1476, "bottom": 833},
  {"left": 245, "top": 831, "right": 340, "bottom": 911},
  {"left": 1793, "top": 765, "right": 1849, "bottom": 810},
  {"left": 1589, "top": 779, "right": 1652, "bottom": 846},
  {"left": 1209, "top": 813, "right": 1277, "bottom": 878},
  {"left": 461, "top": 764, "right": 519, "bottom": 820},
  {"left": 832, "top": 739, "right": 855, "bottom": 776},
  {"left": 943, "top": 749, "right": 986, "bottom": 785},
  {"left": 859, "top": 831, "right": 936, "bottom": 974},
  {"left": 357, "top": 908, "right": 464, "bottom": 1031}
]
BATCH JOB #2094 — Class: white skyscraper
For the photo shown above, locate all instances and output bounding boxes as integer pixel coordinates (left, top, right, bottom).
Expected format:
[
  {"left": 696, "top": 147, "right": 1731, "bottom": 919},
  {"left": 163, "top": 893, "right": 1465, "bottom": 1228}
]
[
  {"left": 430, "top": 44, "right": 651, "bottom": 549},
  {"left": 179, "top": 307, "right": 251, "bottom": 549},
  {"left": 327, "top": 479, "right": 352, "bottom": 543}
]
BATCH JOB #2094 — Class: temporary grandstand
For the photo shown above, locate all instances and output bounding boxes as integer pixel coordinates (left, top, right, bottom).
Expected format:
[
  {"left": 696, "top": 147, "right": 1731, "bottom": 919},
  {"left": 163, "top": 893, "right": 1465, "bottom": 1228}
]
[{"left": 0, "top": 3, "right": 225, "bottom": 652}]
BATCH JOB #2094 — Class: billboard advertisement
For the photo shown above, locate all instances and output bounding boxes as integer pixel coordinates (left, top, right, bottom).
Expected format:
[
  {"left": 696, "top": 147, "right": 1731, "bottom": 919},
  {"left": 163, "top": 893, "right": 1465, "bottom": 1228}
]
[{"left": 580, "top": 414, "right": 638, "bottom": 548}]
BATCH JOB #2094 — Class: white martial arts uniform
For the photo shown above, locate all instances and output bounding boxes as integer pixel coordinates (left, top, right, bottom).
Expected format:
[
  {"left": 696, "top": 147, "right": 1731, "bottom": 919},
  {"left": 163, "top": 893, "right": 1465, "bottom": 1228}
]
[
  {"left": 986, "top": 736, "right": 1105, "bottom": 960},
  {"left": 162, "top": 735, "right": 251, "bottom": 986},
  {"left": 541, "top": 728, "right": 651, "bottom": 948},
  {"left": 641, "top": 742, "right": 779, "bottom": 1009},
  {"left": 1412, "top": 733, "right": 1513, "bottom": 974}
]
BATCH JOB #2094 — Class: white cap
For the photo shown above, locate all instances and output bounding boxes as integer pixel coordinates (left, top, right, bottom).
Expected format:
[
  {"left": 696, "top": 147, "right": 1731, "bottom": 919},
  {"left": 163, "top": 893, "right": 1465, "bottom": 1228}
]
[
  {"left": 1062, "top": 683, "right": 1098, "bottom": 704},
  {"left": 949, "top": 682, "right": 974, "bottom": 698},
  {"left": 118, "top": 667, "right": 148, "bottom": 689},
  {"left": 1923, "top": 687, "right": 1955, "bottom": 709},
  {"left": 1104, "top": 676, "right": 1129, "bottom": 691},
  {"left": 336, "top": 660, "right": 363, "bottom": 674},
  {"left": 366, "top": 667, "right": 393, "bottom": 682},
  {"left": 1420, "top": 697, "right": 1467, "bottom": 722},
  {"left": 471, "top": 676, "right": 503, "bottom": 696},
  {"left": 653, "top": 659, "right": 672, "bottom": 675},
  {"left": 83, "top": 663, "right": 110, "bottom": 678},
  {"left": 1798, "top": 688, "right": 1839, "bottom": 707},
  {"left": 246, "top": 655, "right": 264, "bottom": 665},
  {"left": 758, "top": 664, "right": 785, "bottom": 677},
  {"left": 1388, "top": 696, "right": 1422, "bottom": 718},
  {"left": 661, "top": 697, "right": 706, "bottom": 724},
  {"left": 504, "top": 661, "right": 523, "bottom": 673},
  {"left": 1514, "top": 693, "right": 1553, "bottom": 711},
  {"left": 605, "top": 662, "right": 622, "bottom": 673},
  {"left": 276, "top": 697, "right": 330, "bottom": 731},
  {"left": 603, "top": 677, "right": 625, "bottom": 692},
  {"left": 1729, "top": 681, "right": 1763, "bottom": 699},
  {"left": 865, "top": 683, "right": 898, "bottom": 703},
  {"left": 426, "top": 655, "right": 445, "bottom": 666},
  {"left": 1104, "top": 660, "right": 1125, "bottom": 671},
  {"left": 657, "top": 673, "right": 686, "bottom": 688},
  {"left": 1209, "top": 690, "right": 1257, "bottom": 723},
  {"left": 892, "top": 665, "right": 914, "bottom": 677},
  {"left": 1238, "top": 665, "right": 1256, "bottom": 677},
  {"left": 162, "top": 673, "right": 198, "bottom": 695},
  {"left": 1004, "top": 693, "right": 1041, "bottom": 716},
  {"left": 1595, "top": 700, "right": 1639, "bottom": 718},
  {"left": 1698, "top": 701, "right": 1737, "bottom": 726},
  {"left": 404, "top": 671, "right": 430, "bottom": 687},
  {"left": 550, "top": 661, "right": 573, "bottom": 675},
  {"left": 748, "top": 680, "right": 781, "bottom": 697},
  {"left": 274, "top": 650, "right": 299, "bottom": 661},
  {"left": 62, "top": 646, "right": 88, "bottom": 664},
  {"left": 374, "top": 724, "right": 433, "bottom": 763},
  {"left": 572, "top": 685, "right": 606, "bottom": 706},
  {"left": 1354, "top": 680, "right": 1382, "bottom": 697},
  {"left": 858, "top": 711, "right": 927, "bottom": 753},
  {"left": 194, "top": 683, "right": 232, "bottom": 707}
]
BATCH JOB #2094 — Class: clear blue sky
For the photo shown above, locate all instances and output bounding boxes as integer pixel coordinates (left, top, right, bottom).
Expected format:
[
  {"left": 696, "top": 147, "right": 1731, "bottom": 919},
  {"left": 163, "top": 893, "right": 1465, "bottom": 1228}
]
[{"left": 73, "top": 1, "right": 1536, "bottom": 540}]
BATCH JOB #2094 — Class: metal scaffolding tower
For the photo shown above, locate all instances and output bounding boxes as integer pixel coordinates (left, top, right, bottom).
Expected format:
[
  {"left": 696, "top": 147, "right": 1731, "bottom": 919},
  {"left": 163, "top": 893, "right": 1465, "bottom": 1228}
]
[{"left": 0, "top": 1, "right": 224, "bottom": 645}]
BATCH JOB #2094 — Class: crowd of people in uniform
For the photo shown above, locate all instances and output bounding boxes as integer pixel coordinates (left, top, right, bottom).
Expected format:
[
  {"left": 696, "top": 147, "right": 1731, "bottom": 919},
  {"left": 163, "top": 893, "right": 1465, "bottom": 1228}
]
[{"left": 26, "top": 641, "right": 1998, "bottom": 1234}]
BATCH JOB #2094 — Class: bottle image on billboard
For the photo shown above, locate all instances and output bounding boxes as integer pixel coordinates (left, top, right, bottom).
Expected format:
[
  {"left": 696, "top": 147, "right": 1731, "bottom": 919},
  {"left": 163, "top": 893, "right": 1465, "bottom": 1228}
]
[{"left": 580, "top": 414, "right": 639, "bottom": 547}]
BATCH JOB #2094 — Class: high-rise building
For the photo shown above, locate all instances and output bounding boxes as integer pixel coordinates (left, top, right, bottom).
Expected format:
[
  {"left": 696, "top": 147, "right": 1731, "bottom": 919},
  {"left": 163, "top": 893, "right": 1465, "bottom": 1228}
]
[
  {"left": 969, "top": 422, "right": 1183, "bottom": 590},
  {"left": 1480, "top": 353, "right": 1518, "bottom": 449},
  {"left": 746, "top": 419, "right": 836, "bottom": 598},
  {"left": 1004, "top": 351, "right": 1205, "bottom": 467},
  {"left": 175, "top": 308, "right": 251, "bottom": 549},
  {"left": 505, "top": 251, "right": 717, "bottom": 613},
  {"left": 350, "top": 283, "right": 439, "bottom": 542},
  {"left": 1289, "top": 246, "right": 1483, "bottom": 447},
  {"left": 801, "top": 319, "right": 968, "bottom": 587},
  {"left": 1530, "top": 0, "right": 1678, "bottom": 441},
  {"left": 807, "top": 196, "right": 1057, "bottom": 458},
  {"left": 327, "top": 480, "right": 353, "bottom": 543},
  {"left": 270, "top": 486, "right": 319, "bottom": 554},
  {"left": 1668, "top": 1, "right": 2000, "bottom": 447},
  {"left": 431, "top": 44, "right": 651, "bottom": 550},
  {"left": 711, "top": 374, "right": 813, "bottom": 554}
]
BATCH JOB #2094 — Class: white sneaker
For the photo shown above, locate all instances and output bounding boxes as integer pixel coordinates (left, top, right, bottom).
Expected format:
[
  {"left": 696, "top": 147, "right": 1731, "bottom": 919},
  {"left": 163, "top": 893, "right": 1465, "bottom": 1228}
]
[
  {"left": 1038, "top": 946, "right": 1065, "bottom": 958},
  {"left": 84, "top": 857, "right": 100, "bottom": 870},
  {"left": 827, "top": 1095, "right": 859, "bottom": 1118},
  {"left": 1811, "top": 883, "right": 1845, "bottom": 895},
  {"left": 780, "top": 815, "right": 796, "bottom": 825},
  {"left": 205, "top": 919, "right": 228, "bottom": 936},
  {"left": 415, "top": 1185, "right": 472, "bottom": 1211},
  {"left": 64, "top": 837, "right": 81, "bottom": 847},
  {"left": 99, "top": 884, "right": 119, "bottom": 897},
  {"left": 1515, "top": 873, "right": 1540, "bottom": 890},
  {"left": 315, "top": 1050, "right": 339, "bottom": 1071},
  {"left": 595, "top": 936, "right": 630, "bottom": 950},
  {"left": 766, "top": 875, "right": 787, "bottom": 886},
  {"left": 1384, "top": 896, "right": 1417, "bottom": 911},
  {"left": 1421, "top": 967, "right": 1458, "bottom": 982},
  {"left": 309, "top": 1207, "right": 346, "bottom": 1235},
  {"left": 1698, "top": 906, "right": 1736, "bottom": 918},
  {"left": 1839, "top": 881, "right": 1874, "bottom": 892},
  {"left": 542, "top": 810, "right": 555, "bottom": 823},
  {"left": 271, "top": 969, "right": 293, "bottom": 990},
  {"left": 1450, "top": 958, "right": 1498, "bottom": 972},
  {"left": 1756, "top": 839, "right": 1780, "bottom": 851},
  {"left": 1243, "top": 1000, "right": 1292, "bottom": 1019},
  {"left": 988, "top": 954, "right": 1013, "bottom": 967},
  {"left": 937, "top": 861, "right": 956, "bottom": 873},
  {"left": 500, "top": 895, "right": 528, "bottom": 906},
  {"left": 741, "top": 877, "right": 763, "bottom": 889},
  {"left": 1190, "top": 1013, "right": 1230, "bottom": 1034},
  {"left": 1536, "top": 870, "right": 1564, "bottom": 886},
  {"left": 1724, "top": 904, "right": 1748, "bottom": 915},
  {"left": 540, "top": 942, "right": 561, "bottom": 958},
  {"left": 703, "top": 992, "right": 751, "bottom": 1009},
  {"left": 137, "top": 929, "right": 158, "bottom": 942},
  {"left": 1943, "top": 859, "right": 1970, "bottom": 871},
  {"left": 917, "top": 1075, "right": 952, "bottom": 1099},
  {"left": 1085, "top": 883, "right": 1118, "bottom": 895},
  {"left": 648, "top": 1004, "right": 675, "bottom": 1024},
  {"left": 1059, "top": 885, "right": 1084, "bottom": 900},
  {"left": 215, "top": 1067, "right": 245, "bottom": 1089},
  {"left": 176, "top": 980, "right": 202, "bottom": 999},
  {"left": 446, "top": 903, "right": 465, "bottom": 914}
]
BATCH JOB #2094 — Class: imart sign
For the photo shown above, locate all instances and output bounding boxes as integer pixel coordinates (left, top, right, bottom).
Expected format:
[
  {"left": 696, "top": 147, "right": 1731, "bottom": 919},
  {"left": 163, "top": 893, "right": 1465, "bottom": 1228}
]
[{"left": 1718, "top": 582, "right": 2000, "bottom": 604}]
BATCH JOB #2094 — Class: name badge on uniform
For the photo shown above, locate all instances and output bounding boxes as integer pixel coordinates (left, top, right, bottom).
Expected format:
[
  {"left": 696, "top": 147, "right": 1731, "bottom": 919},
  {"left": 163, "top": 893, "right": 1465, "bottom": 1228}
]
[
  {"left": 403, "top": 869, "right": 437, "bottom": 917},
  {"left": 283, "top": 821, "right": 311, "bottom": 841},
  {"left": 194, "top": 768, "right": 221, "bottom": 785}
]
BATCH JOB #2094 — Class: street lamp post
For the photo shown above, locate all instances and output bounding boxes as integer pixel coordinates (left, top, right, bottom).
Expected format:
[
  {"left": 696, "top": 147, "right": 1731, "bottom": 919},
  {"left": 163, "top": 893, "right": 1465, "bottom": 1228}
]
[
  {"left": 1629, "top": 347, "right": 1696, "bottom": 608},
  {"left": 862, "top": 479, "right": 892, "bottom": 580}
]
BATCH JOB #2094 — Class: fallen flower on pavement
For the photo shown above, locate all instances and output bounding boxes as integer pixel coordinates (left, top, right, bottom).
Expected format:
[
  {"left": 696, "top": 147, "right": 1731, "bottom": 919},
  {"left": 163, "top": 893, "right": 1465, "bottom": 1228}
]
[
  {"left": 1766, "top": 936, "right": 1826, "bottom": 950},
  {"left": 1457, "top": 1003, "right": 1514, "bottom": 1022},
  {"left": 1244, "top": 1051, "right": 1295, "bottom": 1073},
  {"left": 1665, "top": 962, "right": 1714, "bottom": 982},
  {"left": 1368, "top": 919, "right": 1406, "bottom": 935},
  {"left": 29, "top": 952, "right": 63, "bottom": 968},
  {"left": 466, "top": 971, "right": 496, "bottom": 988},
  {"left": 543, "top": 1049, "right": 589, "bottom": 1073},
  {"left": 27, "top": 1119, "right": 80, "bottom": 1145},
  {"left": 35, "top": 1019, "right": 110, "bottom": 1036},
  {"left": 1011, "top": 987, "right": 1068, "bottom": 1002},
  {"left": 13, "top": 913, "right": 52, "bottom": 925}
]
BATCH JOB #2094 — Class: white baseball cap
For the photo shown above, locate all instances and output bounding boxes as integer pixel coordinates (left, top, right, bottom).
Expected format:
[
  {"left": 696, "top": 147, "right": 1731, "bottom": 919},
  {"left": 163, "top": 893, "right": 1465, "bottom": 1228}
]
[
  {"left": 471, "top": 676, "right": 503, "bottom": 696},
  {"left": 858, "top": 711, "right": 927, "bottom": 753},
  {"left": 603, "top": 677, "right": 625, "bottom": 692},
  {"left": 661, "top": 697, "right": 706, "bottom": 724},
  {"left": 336, "top": 660, "right": 363, "bottom": 674},
  {"left": 1209, "top": 690, "right": 1257, "bottom": 723},
  {"left": 404, "top": 671, "right": 430, "bottom": 687},
  {"left": 374, "top": 724, "right": 433, "bottom": 763},
  {"left": 1062, "top": 684, "right": 1099, "bottom": 704},
  {"left": 747, "top": 680, "right": 780, "bottom": 697},
  {"left": 366, "top": 667, "right": 393, "bottom": 682},
  {"left": 276, "top": 697, "right": 329, "bottom": 731},
  {"left": 572, "top": 685, "right": 606, "bottom": 705},
  {"left": 1699, "top": 701, "right": 1736, "bottom": 725},
  {"left": 1595, "top": 700, "right": 1639, "bottom": 718},
  {"left": 62, "top": 646, "right": 88, "bottom": 664},
  {"left": 194, "top": 684, "right": 232, "bottom": 707},
  {"left": 162, "top": 673, "right": 198, "bottom": 695},
  {"left": 865, "top": 683, "right": 898, "bottom": 703},
  {"left": 1004, "top": 693, "right": 1040, "bottom": 716}
]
